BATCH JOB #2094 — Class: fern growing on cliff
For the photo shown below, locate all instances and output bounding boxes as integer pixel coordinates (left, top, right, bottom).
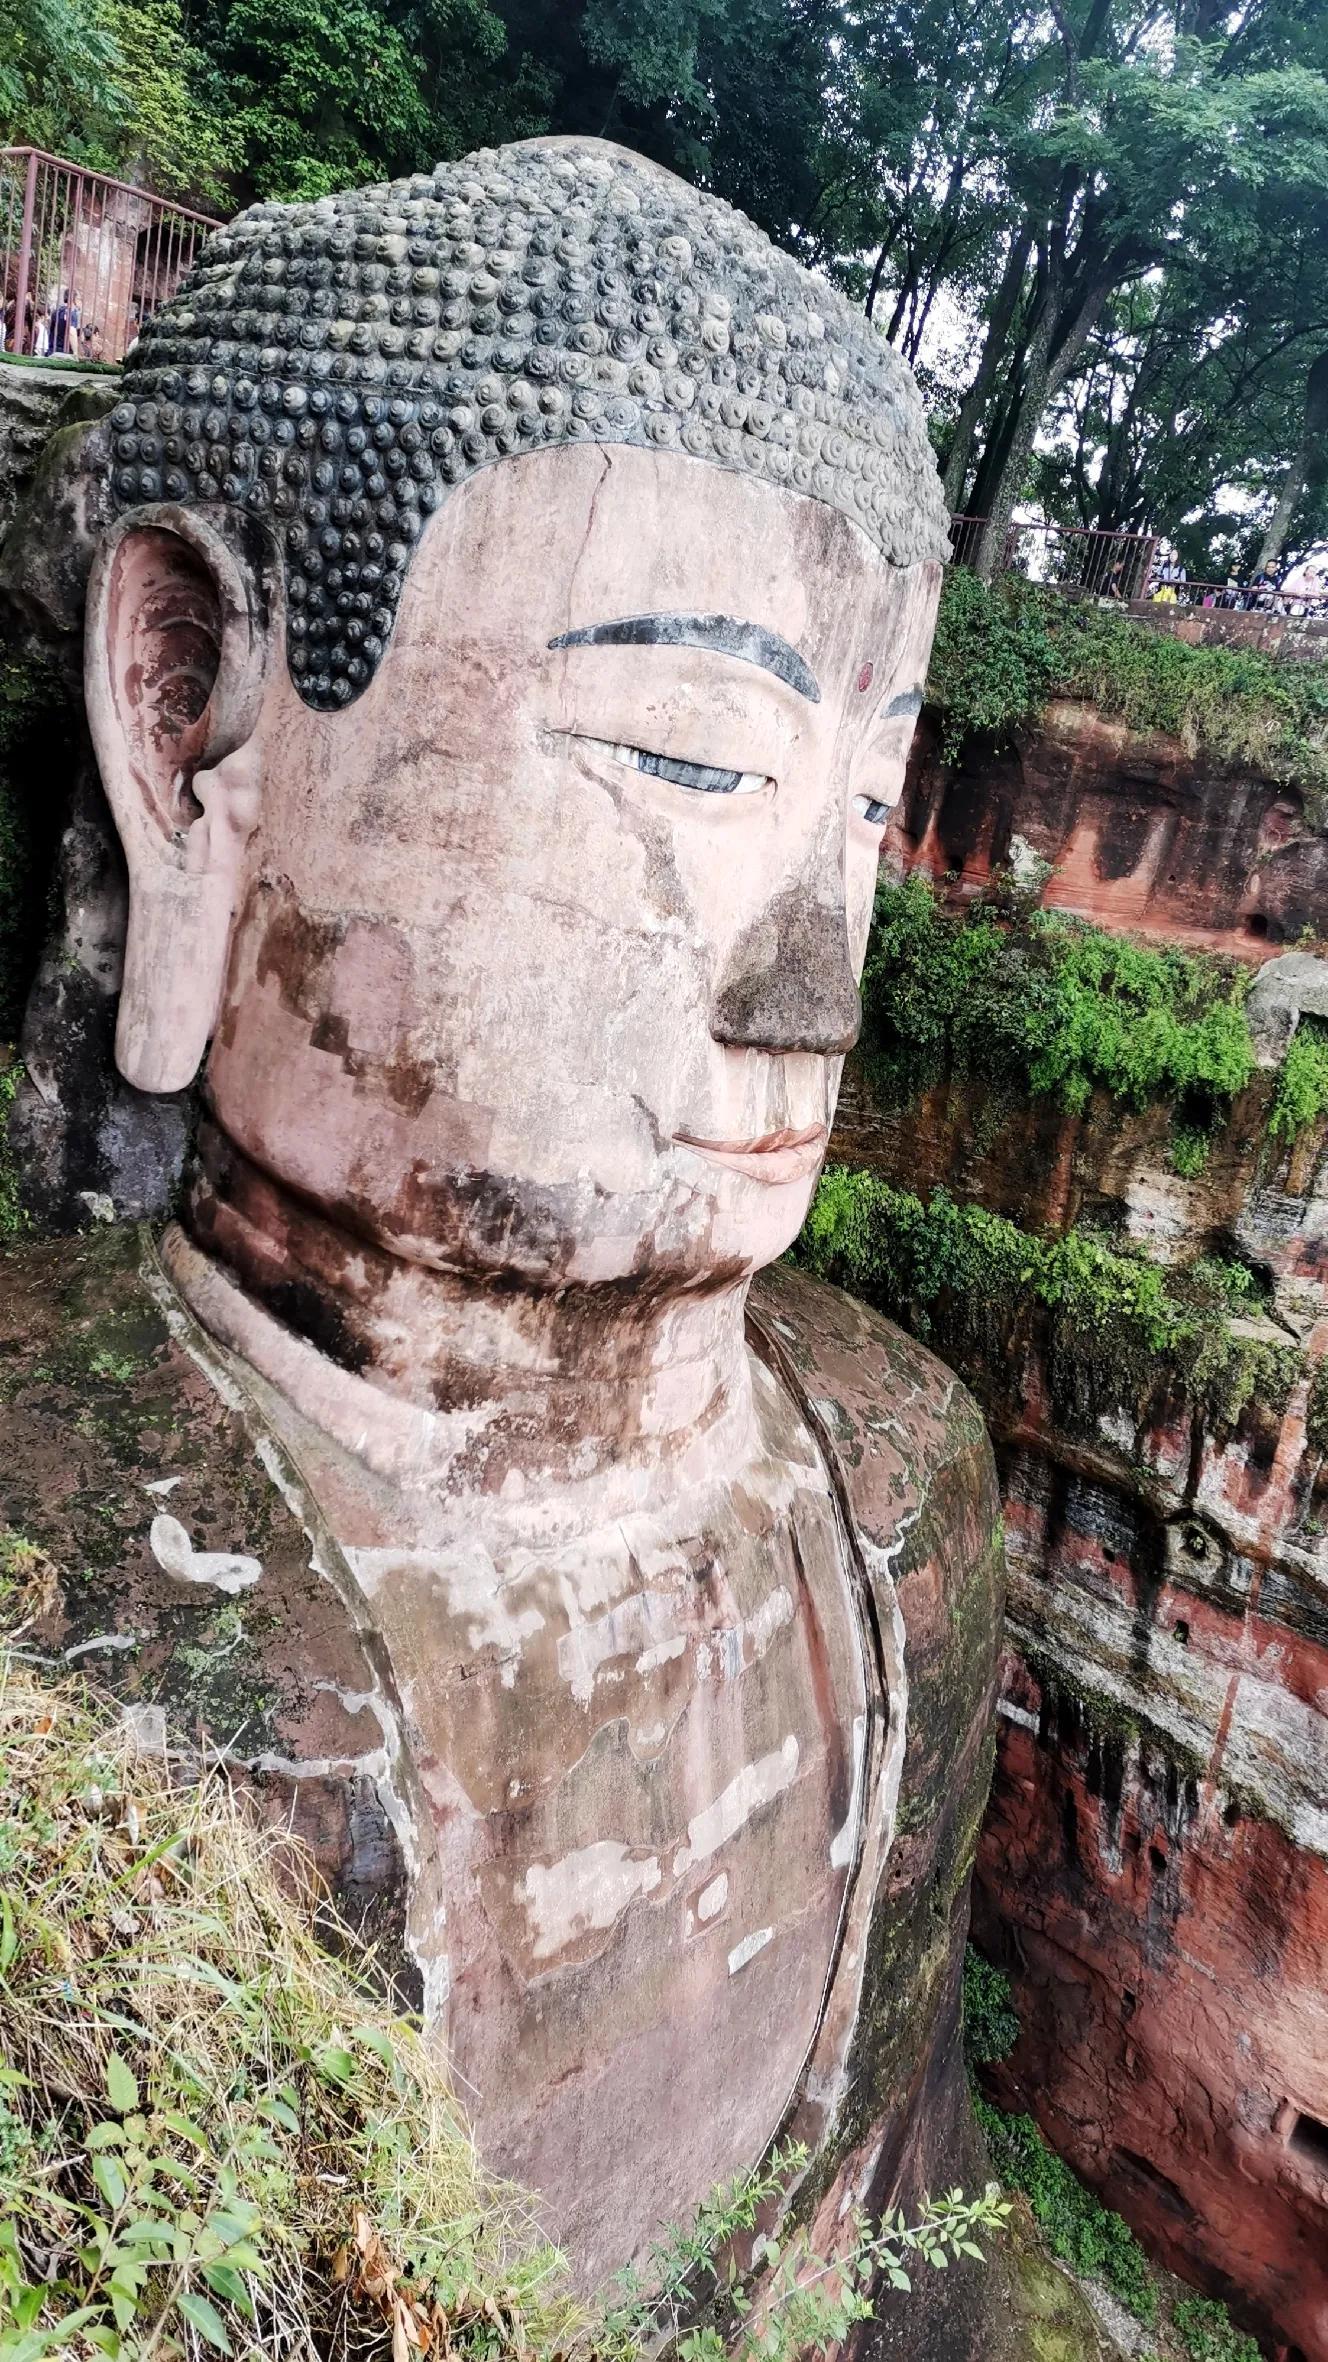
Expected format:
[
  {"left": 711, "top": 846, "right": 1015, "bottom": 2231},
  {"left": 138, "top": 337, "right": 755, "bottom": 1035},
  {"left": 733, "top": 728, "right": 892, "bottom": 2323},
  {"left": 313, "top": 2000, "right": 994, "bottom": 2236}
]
[{"left": 859, "top": 877, "right": 1256, "bottom": 1159}]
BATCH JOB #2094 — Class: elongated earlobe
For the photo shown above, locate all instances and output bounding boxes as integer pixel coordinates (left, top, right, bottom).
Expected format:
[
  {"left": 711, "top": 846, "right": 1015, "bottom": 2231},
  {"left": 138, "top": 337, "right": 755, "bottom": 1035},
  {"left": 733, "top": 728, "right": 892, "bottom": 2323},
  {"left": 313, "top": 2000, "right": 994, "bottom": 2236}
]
[{"left": 85, "top": 506, "right": 276, "bottom": 1092}]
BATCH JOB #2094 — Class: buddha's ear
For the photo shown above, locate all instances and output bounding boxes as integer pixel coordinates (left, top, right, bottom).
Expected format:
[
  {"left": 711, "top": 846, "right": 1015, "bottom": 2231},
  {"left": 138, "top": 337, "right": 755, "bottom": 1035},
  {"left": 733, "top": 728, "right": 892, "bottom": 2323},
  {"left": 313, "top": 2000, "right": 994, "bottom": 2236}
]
[{"left": 86, "top": 506, "right": 277, "bottom": 1093}]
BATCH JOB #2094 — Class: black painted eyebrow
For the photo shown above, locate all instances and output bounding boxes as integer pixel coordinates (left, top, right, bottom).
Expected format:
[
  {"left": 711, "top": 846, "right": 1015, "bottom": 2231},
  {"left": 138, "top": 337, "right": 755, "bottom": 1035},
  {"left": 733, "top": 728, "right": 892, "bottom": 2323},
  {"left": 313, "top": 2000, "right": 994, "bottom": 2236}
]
[{"left": 548, "top": 612, "right": 820, "bottom": 704}]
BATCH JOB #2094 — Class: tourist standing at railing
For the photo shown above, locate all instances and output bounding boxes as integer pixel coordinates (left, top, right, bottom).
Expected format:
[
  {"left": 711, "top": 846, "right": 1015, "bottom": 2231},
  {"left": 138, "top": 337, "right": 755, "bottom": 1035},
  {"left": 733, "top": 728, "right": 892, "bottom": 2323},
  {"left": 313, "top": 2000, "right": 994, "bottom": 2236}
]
[{"left": 47, "top": 287, "right": 79, "bottom": 358}]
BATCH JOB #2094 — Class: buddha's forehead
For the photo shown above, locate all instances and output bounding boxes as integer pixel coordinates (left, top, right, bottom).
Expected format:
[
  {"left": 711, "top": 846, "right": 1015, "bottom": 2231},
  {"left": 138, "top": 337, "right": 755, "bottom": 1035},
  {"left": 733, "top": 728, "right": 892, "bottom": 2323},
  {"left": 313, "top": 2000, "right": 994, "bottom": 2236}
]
[
  {"left": 388, "top": 438, "right": 918, "bottom": 683},
  {"left": 107, "top": 135, "right": 950, "bottom": 714},
  {"left": 366, "top": 444, "right": 935, "bottom": 736}
]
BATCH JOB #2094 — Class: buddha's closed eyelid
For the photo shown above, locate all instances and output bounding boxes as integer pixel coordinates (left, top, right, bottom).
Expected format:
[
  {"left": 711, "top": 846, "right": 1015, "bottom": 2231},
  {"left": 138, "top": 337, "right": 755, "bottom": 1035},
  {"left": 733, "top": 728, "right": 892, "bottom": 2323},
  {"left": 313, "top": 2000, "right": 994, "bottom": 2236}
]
[{"left": 578, "top": 735, "right": 772, "bottom": 796}]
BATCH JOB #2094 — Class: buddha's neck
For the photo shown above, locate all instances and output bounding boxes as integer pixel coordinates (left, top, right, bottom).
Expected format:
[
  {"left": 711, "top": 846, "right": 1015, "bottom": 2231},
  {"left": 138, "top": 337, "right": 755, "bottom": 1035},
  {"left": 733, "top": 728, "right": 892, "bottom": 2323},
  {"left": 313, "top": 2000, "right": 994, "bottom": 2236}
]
[{"left": 163, "top": 1120, "right": 759, "bottom": 1518}]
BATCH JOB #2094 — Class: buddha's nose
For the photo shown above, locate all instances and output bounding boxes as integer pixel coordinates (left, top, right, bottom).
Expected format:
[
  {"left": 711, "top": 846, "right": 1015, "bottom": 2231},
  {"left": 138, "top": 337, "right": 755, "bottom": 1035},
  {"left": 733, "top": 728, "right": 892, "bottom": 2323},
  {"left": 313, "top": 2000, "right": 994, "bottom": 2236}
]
[{"left": 708, "top": 881, "right": 862, "bottom": 1055}]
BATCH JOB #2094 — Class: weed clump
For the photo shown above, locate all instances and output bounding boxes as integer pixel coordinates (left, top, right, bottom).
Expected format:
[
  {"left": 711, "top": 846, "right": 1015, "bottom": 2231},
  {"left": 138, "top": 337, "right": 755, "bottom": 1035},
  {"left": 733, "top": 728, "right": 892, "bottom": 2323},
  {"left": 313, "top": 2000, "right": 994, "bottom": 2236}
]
[
  {"left": 1172, "top": 2295, "right": 1263, "bottom": 2362},
  {"left": 0, "top": 1658, "right": 578, "bottom": 2361}
]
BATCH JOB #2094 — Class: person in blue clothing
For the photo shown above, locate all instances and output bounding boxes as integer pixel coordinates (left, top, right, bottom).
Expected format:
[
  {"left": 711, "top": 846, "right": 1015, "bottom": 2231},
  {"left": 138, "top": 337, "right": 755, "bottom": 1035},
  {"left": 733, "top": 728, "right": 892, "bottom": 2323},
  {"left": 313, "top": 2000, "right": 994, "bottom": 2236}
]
[{"left": 47, "top": 288, "right": 80, "bottom": 357}]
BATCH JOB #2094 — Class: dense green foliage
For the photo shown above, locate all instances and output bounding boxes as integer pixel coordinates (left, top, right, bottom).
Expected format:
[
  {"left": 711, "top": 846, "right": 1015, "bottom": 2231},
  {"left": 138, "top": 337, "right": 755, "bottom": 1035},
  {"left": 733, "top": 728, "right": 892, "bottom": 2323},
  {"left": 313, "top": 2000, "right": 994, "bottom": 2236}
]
[
  {"left": 4, "top": 0, "right": 1328, "bottom": 580},
  {"left": 1269, "top": 1016, "right": 1328, "bottom": 1142},
  {"left": 927, "top": 573, "right": 1328, "bottom": 810},
  {"left": 961, "top": 1948, "right": 1021, "bottom": 2073},
  {"left": 972, "top": 2098, "right": 1157, "bottom": 2325},
  {"left": 861, "top": 874, "right": 1256, "bottom": 1156},
  {"left": 961, "top": 1954, "right": 1155, "bottom": 2326},
  {"left": 1171, "top": 2297, "right": 1263, "bottom": 2362},
  {"left": 799, "top": 1164, "right": 1301, "bottom": 1433}
]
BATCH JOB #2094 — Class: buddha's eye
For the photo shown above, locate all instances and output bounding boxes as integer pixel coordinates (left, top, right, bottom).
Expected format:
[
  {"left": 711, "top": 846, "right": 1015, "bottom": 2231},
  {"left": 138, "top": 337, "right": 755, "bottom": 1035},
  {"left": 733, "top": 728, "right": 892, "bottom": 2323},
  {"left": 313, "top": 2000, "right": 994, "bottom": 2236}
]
[
  {"left": 852, "top": 792, "right": 895, "bottom": 827},
  {"left": 587, "top": 737, "right": 770, "bottom": 796}
]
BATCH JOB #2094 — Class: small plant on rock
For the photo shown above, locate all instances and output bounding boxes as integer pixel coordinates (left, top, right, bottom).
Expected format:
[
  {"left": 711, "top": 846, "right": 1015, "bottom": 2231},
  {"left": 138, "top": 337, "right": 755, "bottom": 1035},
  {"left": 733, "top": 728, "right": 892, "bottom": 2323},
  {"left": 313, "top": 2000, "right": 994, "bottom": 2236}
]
[{"left": 1173, "top": 2294, "right": 1263, "bottom": 2362}]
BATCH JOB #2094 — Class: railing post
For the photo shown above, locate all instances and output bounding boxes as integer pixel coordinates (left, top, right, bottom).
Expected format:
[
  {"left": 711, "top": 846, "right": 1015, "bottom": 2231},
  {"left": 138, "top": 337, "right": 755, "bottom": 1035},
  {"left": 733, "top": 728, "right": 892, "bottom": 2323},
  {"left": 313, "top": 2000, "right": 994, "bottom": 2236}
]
[{"left": 13, "top": 149, "right": 38, "bottom": 354}]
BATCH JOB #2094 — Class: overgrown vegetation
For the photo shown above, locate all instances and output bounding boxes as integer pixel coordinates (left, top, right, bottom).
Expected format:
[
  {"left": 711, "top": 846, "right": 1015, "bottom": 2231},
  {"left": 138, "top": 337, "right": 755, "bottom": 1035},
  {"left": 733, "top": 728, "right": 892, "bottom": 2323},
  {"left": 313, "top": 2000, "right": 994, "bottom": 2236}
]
[
  {"left": 927, "top": 573, "right": 1328, "bottom": 813},
  {"left": 1172, "top": 2296, "right": 1263, "bottom": 2362},
  {"left": 0, "top": 1659, "right": 1006, "bottom": 2362},
  {"left": 973, "top": 2100, "right": 1158, "bottom": 2325},
  {"left": 960, "top": 1950, "right": 1155, "bottom": 2324},
  {"left": 798, "top": 1164, "right": 1300, "bottom": 1435},
  {"left": 1306, "top": 1357, "right": 1328, "bottom": 1459},
  {"left": 962, "top": 1953, "right": 1267, "bottom": 2356},
  {"left": 860, "top": 874, "right": 1256, "bottom": 1165},
  {"left": 1268, "top": 1016, "right": 1328, "bottom": 1143}
]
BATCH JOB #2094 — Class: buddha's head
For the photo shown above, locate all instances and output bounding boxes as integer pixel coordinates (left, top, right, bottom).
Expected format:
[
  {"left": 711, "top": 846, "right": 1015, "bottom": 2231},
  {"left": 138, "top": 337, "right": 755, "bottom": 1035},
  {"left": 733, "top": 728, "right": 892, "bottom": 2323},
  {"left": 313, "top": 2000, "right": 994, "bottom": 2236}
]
[{"left": 86, "top": 139, "right": 947, "bottom": 1297}]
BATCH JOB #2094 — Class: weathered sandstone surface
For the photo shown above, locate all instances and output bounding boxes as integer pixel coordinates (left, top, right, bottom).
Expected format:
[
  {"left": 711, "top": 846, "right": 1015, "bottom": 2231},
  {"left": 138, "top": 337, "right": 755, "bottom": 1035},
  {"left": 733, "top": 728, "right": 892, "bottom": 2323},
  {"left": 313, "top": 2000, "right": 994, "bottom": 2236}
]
[{"left": 900, "top": 701, "right": 1328, "bottom": 958}]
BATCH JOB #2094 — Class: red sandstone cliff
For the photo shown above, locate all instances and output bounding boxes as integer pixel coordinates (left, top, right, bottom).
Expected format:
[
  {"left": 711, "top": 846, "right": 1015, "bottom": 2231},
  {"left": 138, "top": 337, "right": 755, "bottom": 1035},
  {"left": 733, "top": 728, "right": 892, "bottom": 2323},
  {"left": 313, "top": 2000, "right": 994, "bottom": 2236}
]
[{"left": 838, "top": 701, "right": 1328, "bottom": 2360}]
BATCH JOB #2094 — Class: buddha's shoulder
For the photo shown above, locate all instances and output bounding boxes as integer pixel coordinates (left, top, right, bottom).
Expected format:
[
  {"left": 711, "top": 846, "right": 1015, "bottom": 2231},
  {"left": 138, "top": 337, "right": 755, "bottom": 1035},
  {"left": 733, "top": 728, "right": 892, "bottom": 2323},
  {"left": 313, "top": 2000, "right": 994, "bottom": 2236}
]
[{"left": 747, "top": 1259, "right": 1000, "bottom": 1560}]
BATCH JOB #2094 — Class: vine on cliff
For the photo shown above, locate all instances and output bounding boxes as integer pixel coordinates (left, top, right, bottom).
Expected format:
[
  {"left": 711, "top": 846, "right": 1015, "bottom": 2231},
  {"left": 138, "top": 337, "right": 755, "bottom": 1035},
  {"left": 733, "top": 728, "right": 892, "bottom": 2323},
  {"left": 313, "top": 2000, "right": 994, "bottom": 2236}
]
[
  {"left": 926, "top": 572, "right": 1328, "bottom": 811},
  {"left": 798, "top": 1164, "right": 1301, "bottom": 1434}
]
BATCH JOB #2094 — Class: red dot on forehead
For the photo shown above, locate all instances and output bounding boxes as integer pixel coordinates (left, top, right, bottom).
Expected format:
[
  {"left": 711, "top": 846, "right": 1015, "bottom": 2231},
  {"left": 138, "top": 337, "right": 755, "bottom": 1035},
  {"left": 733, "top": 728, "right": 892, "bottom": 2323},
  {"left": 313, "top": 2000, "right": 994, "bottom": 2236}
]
[{"left": 857, "top": 661, "right": 875, "bottom": 693}]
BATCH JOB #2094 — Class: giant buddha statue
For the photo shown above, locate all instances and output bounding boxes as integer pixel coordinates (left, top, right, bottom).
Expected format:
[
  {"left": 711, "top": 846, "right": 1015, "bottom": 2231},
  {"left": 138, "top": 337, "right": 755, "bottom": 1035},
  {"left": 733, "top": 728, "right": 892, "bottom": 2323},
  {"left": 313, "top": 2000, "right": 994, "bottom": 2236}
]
[{"left": 0, "top": 138, "right": 1006, "bottom": 2348}]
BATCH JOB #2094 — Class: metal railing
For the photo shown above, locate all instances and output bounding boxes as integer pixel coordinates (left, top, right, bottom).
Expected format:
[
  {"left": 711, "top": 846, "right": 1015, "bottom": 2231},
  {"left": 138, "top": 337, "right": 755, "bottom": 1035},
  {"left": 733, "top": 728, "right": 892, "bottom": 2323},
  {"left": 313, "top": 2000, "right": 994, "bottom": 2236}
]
[
  {"left": 0, "top": 148, "right": 220, "bottom": 368},
  {"left": 950, "top": 514, "right": 1158, "bottom": 598}
]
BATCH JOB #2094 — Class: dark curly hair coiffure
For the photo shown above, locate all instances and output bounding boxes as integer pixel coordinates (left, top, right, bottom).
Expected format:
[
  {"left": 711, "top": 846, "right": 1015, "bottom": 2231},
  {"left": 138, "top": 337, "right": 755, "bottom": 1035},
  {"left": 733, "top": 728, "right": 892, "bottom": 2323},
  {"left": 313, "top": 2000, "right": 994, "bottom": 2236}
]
[{"left": 107, "top": 137, "right": 950, "bottom": 712}]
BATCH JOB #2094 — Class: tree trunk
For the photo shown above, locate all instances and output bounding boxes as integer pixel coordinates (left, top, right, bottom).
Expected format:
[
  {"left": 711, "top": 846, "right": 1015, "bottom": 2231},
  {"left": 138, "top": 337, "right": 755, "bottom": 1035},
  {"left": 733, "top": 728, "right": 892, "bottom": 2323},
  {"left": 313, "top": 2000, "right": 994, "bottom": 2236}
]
[
  {"left": 973, "top": 304, "right": 1055, "bottom": 579},
  {"left": 973, "top": 272, "right": 1112, "bottom": 582},
  {"left": 1256, "top": 350, "right": 1328, "bottom": 573},
  {"left": 941, "top": 223, "right": 1032, "bottom": 514}
]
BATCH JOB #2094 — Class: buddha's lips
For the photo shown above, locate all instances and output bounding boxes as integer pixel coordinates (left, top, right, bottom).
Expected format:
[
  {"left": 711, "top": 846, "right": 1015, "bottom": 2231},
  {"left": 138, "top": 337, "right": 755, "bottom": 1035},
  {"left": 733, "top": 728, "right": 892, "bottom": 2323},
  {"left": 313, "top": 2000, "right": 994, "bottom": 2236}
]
[{"left": 674, "top": 1125, "right": 828, "bottom": 1184}]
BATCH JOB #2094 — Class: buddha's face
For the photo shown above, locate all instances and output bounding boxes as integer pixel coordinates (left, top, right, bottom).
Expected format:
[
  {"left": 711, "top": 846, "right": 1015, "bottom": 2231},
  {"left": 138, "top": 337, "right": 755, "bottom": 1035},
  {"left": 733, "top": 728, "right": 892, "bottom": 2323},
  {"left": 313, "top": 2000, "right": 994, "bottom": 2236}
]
[{"left": 92, "top": 442, "right": 939, "bottom": 1290}]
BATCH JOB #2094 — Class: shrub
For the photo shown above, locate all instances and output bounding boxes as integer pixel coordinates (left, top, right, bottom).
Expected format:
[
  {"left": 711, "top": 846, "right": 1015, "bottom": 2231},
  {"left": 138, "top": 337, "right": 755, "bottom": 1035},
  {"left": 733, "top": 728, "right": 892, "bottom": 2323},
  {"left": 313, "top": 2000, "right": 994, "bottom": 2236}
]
[
  {"left": 1268, "top": 1016, "right": 1328, "bottom": 1143},
  {"left": 1172, "top": 2294, "right": 1263, "bottom": 2362},
  {"left": 925, "top": 573, "right": 1328, "bottom": 813},
  {"left": 798, "top": 1165, "right": 1302, "bottom": 1433},
  {"left": 859, "top": 877, "right": 1256, "bottom": 1131}
]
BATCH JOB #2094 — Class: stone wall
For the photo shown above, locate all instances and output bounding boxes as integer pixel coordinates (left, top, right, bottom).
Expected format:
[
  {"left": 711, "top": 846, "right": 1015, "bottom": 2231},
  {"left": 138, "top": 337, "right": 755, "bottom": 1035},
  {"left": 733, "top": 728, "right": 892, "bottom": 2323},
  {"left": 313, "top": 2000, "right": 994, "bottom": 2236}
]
[
  {"left": 1124, "top": 601, "right": 1328, "bottom": 663},
  {"left": 838, "top": 710, "right": 1328, "bottom": 2359}
]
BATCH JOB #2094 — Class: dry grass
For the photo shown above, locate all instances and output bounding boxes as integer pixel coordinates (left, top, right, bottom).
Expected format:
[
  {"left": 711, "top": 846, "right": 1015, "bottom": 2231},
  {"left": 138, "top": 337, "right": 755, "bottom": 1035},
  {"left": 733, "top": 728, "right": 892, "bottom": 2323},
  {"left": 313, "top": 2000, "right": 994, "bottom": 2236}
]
[{"left": 0, "top": 1655, "right": 582, "bottom": 2362}]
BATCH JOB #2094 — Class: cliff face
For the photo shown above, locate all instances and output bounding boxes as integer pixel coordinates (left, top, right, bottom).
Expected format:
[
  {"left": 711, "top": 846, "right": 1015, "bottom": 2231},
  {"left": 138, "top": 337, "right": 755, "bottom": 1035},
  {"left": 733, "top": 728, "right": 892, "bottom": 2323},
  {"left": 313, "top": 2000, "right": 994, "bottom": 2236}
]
[
  {"left": 836, "top": 700, "right": 1328, "bottom": 2360},
  {"left": 902, "top": 699, "right": 1328, "bottom": 958}
]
